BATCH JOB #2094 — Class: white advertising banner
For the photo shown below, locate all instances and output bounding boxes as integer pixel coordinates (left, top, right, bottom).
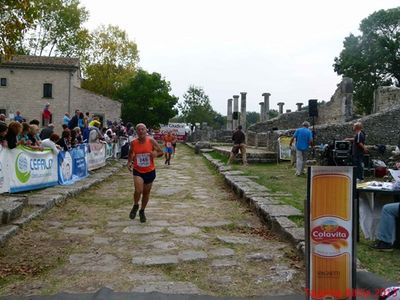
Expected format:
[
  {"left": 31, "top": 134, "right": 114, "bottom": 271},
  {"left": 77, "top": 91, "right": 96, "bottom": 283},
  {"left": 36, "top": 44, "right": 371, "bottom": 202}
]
[
  {"left": 0, "top": 145, "right": 10, "bottom": 193},
  {"left": 87, "top": 143, "right": 106, "bottom": 171},
  {"left": 9, "top": 146, "right": 58, "bottom": 193},
  {"left": 278, "top": 136, "right": 292, "bottom": 161}
]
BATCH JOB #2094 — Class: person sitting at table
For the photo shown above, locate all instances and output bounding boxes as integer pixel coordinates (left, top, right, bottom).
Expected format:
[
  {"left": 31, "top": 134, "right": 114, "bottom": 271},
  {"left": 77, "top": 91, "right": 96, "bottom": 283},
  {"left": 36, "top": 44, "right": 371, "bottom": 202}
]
[{"left": 370, "top": 202, "right": 399, "bottom": 251}]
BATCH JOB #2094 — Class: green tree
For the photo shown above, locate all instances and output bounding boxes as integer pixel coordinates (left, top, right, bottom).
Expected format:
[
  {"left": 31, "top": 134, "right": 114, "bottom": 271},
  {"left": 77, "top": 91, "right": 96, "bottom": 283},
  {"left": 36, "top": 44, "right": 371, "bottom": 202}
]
[
  {"left": 268, "top": 109, "right": 279, "bottom": 119},
  {"left": 23, "top": 0, "right": 89, "bottom": 57},
  {"left": 117, "top": 70, "right": 178, "bottom": 128},
  {"left": 0, "top": 0, "right": 36, "bottom": 58},
  {"left": 246, "top": 111, "right": 259, "bottom": 127},
  {"left": 81, "top": 25, "right": 139, "bottom": 99},
  {"left": 178, "top": 86, "right": 217, "bottom": 127},
  {"left": 334, "top": 7, "right": 400, "bottom": 114}
]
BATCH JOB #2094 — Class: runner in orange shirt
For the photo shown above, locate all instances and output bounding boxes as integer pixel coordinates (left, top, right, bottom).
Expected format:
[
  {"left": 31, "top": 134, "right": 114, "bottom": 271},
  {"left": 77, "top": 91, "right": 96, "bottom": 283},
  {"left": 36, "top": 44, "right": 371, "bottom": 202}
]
[
  {"left": 127, "top": 123, "right": 163, "bottom": 222},
  {"left": 163, "top": 131, "right": 174, "bottom": 165}
]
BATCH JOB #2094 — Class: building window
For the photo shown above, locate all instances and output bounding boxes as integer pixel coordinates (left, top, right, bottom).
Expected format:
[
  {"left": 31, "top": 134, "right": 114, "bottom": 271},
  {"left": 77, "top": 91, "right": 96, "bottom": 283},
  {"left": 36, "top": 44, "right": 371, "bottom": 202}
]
[
  {"left": 0, "top": 78, "right": 6, "bottom": 87},
  {"left": 43, "top": 83, "right": 52, "bottom": 98}
]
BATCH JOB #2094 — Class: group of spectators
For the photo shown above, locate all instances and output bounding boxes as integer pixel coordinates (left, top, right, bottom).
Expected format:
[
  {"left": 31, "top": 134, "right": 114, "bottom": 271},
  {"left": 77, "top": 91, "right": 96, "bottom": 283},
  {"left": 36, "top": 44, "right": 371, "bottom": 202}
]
[{"left": 0, "top": 108, "right": 132, "bottom": 156}]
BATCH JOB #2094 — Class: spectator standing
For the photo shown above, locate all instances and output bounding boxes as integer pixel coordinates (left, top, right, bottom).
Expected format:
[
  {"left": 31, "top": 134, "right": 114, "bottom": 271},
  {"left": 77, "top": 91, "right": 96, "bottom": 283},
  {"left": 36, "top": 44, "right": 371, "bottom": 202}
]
[
  {"left": 289, "top": 121, "right": 313, "bottom": 176},
  {"left": 41, "top": 133, "right": 61, "bottom": 154},
  {"left": 227, "top": 125, "right": 248, "bottom": 165},
  {"left": 63, "top": 113, "right": 71, "bottom": 126},
  {"left": 26, "top": 125, "right": 42, "bottom": 150},
  {"left": 78, "top": 112, "right": 85, "bottom": 130},
  {"left": 0, "top": 114, "right": 5, "bottom": 122},
  {"left": 68, "top": 109, "right": 80, "bottom": 130},
  {"left": 89, "top": 120, "right": 102, "bottom": 143},
  {"left": 0, "top": 121, "right": 8, "bottom": 147},
  {"left": 57, "top": 130, "right": 72, "bottom": 151},
  {"left": 39, "top": 123, "right": 54, "bottom": 140},
  {"left": 345, "top": 122, "right": 367, "bottom": 181},
  {"left": 5, "top": 121, "right": 23, "bottom": 149},
  {"left": 14, "top": 111, "right": 24, "bottom": 123},
  {"left": 42, "top": 103, "right": 52, "bottom": 127}
]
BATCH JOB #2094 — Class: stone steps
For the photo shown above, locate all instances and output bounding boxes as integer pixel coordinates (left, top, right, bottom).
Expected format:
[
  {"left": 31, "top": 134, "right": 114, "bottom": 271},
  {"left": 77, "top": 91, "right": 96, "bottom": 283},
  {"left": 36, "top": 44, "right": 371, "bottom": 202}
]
[{"left": 212, "top": 146, "right": 277, "bottom": 163}]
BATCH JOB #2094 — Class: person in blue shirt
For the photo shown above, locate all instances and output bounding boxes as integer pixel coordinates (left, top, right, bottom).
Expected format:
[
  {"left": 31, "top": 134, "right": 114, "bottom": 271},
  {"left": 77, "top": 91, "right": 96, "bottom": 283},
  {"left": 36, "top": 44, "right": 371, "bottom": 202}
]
[
  {"left": 289, "top": 121, "right": 313, "bottom": 176},
  {"left": 14, "top": 111, "right": 24, "bottom": 123}
]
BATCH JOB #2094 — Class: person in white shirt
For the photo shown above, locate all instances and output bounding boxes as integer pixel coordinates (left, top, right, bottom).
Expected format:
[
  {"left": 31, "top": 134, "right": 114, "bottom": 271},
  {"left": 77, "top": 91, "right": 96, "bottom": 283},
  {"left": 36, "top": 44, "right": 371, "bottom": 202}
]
[{"left": 41, "top": 133, "right": 61, "bottom": 154}]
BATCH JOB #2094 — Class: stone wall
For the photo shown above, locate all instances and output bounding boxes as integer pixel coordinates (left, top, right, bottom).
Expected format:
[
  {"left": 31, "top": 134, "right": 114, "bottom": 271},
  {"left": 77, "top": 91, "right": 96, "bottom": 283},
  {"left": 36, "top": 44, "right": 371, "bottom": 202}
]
[
  {"left": 249, "top": 106, "right": 400, "bottom": 152},
  {"left": 187, "top": 129, "right": 232, "bottom": 143},
  {"left": 0, "top": 67, "right": 74, "bottom": 124},
  {"left": 71, "top": 87, "right": 122, "bottom": 125},
  {"left": 373, "top": 86, "right": 400, "bottom": 113},
  {"left": 248, "top": 78, "right": 353, "bottom": 133},
  {"left": 0, "top": 64, "right": 121, "bottom": 130}
]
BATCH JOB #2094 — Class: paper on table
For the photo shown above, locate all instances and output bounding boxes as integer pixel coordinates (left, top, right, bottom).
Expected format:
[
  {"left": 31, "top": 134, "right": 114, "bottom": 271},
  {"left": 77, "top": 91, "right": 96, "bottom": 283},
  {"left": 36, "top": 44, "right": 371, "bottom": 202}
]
[
  {"left": 389, "top": 169, "right": 400, "bottom": 190},
  {"left": 389, "top": 169, "right": 400, "bottom": 183}
]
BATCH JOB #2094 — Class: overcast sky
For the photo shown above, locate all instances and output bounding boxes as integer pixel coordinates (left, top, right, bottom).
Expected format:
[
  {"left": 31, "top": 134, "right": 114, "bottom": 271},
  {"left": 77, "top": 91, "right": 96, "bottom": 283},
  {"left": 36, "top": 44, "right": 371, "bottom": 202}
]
[{"left": 80, "top": 0, "right": 399, "bottom": 115}]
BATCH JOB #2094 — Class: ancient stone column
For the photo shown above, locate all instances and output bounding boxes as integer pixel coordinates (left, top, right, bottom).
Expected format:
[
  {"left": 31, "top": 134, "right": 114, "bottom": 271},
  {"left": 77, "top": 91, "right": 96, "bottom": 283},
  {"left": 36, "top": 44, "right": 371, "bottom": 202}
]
[
  {"left": 296, "top": 103, "right": 303, "bottom": 111},
  {"left": 227, "top": 98, "right": 233, "bottom": 130},
  {"left": 240, "top": 92, "right": 247, "bottom": 130},
  {"left": 259, "top": 102, "right": 265, "bottom": 122},
  {"left": 262, "top": 93, "right": 270, "bottom": 121},
  {"left": 233, "top": 95, "right": 239, "bottom": 129},
  {"left": 277, "top": 102, "right": 284, "bottom": 114}
]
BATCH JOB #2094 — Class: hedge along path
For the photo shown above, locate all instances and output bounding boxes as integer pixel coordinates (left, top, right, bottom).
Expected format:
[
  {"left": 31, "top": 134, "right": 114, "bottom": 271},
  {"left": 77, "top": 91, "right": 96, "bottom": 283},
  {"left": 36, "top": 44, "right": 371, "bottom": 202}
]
[{"left": 0, "top": 144, "right": 305, "bottom": 297}]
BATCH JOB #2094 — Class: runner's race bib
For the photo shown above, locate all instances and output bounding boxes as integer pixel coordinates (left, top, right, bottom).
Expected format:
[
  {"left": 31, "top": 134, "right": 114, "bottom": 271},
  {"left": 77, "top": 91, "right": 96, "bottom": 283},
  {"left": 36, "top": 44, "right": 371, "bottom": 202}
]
[
  {"left": 136, "top": 153, "right": 151, "bottom": 167},
  {"left": 166, "top": 142, "right": 172, "bottom": 147}
]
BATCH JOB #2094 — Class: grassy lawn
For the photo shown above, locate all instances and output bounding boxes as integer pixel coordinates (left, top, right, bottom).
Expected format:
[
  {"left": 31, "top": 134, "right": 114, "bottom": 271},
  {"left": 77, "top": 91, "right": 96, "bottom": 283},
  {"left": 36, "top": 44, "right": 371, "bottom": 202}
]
[{"left": 206, "top": 150, "right": 400, "bottom": 283}]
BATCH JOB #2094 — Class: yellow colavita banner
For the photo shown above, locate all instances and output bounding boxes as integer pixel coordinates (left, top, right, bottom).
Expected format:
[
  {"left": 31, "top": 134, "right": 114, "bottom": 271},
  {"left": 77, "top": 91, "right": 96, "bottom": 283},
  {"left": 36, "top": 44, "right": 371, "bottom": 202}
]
[{"left": 308, "top": 166, "right": 354, "bottom": 300}]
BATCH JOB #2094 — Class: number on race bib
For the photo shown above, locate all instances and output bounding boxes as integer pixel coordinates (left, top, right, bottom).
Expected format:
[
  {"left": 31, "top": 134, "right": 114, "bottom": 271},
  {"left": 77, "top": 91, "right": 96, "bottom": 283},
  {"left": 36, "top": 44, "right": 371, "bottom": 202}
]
[{"left": 136, "top": 153, "right": 151, "bottom": 167}]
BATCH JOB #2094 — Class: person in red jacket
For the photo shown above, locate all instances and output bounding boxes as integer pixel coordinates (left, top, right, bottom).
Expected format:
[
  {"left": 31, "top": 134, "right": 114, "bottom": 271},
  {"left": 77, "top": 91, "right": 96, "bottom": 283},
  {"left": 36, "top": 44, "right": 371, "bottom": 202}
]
[
  {"left": 127, "top": 123, "right": 163, "bottom": 222},
  {"left": 42, "top": 103, "right": 52, "bottom": 127}
]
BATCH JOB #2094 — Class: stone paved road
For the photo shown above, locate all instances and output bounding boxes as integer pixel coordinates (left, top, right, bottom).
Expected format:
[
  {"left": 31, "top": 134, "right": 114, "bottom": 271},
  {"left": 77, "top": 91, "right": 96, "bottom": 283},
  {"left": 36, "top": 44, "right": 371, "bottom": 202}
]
[{"left": 0, "top": 145, "right": 305, "bottom": 297}]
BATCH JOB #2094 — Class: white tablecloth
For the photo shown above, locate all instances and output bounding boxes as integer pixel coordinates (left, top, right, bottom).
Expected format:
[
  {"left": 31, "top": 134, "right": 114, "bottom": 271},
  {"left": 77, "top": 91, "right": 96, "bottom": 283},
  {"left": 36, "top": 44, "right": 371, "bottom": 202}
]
[{"left": 359, "top": 191, "right": 395, "bottom": 240}]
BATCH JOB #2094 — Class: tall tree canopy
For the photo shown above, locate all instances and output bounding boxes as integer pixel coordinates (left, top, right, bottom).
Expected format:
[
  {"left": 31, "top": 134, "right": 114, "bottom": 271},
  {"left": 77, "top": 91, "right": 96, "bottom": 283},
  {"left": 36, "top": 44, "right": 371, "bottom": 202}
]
[
  {"left": 0, "top": 0, "right": 36, "bottom": 58},
  {"left": 117, "top": 70, "right": 178, "bottom": 127},
  {"left": 81, "top": 25, "right": 139, "bottom": 99},
  {"left": 24, "top": 0, "right": 89, "bottom": 57},
  {"left": 334, "top": 7, "right": 400, "bottom": 114},
  {"left": 178, "top": 85, "right": 222, "bottom": 128}
]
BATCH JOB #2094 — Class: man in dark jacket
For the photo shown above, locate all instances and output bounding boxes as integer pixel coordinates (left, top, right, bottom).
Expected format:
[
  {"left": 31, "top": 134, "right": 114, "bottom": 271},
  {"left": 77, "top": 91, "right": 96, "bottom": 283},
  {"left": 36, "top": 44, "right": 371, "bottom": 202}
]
[
  {"left": 227, "top": 125, "right": 247, "bottom": 165},
  {"left": 39, "top": 123, "right": 54, "bottom": 140},
  {"left": 68, "top": 109, "right": 80, "bottom": 130}
]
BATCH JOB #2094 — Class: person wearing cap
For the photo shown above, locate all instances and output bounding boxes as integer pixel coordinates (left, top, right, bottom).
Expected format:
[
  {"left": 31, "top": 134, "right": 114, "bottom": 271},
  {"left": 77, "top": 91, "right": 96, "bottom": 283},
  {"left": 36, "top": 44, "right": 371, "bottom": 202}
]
[
  {"left": 42, "top": 103, "right": 52, "bottom": 127},
  {"left": 88, "top": 120, "right": 102, "bottom": 143},
  {"left": 289, "top": 121, "right": 313, "bottom": 176}
]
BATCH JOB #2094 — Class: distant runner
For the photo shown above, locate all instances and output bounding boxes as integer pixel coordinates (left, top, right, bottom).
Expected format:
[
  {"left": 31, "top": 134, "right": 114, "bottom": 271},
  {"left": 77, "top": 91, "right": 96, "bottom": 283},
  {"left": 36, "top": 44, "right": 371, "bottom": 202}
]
[
  {"left": 163, "top": 131, "right": 174, "bottom": 165},
  {"left": 127, "top": 123, "right": 163, "bottom": 222}
]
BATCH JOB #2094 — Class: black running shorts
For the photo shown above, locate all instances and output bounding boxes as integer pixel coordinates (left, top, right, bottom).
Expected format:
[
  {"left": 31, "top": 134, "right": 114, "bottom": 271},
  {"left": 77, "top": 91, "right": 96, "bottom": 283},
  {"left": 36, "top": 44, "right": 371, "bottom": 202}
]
[{"left": 133, "top": 169, "right": 156, "bottom": 184}]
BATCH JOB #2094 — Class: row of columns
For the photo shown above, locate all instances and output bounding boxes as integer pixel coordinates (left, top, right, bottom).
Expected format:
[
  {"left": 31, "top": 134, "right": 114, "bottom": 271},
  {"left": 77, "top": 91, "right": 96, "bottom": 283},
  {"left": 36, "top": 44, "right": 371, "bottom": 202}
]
[{"left": 226, "top": 93, "right": 306, "bottom": 130}]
